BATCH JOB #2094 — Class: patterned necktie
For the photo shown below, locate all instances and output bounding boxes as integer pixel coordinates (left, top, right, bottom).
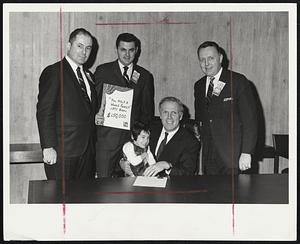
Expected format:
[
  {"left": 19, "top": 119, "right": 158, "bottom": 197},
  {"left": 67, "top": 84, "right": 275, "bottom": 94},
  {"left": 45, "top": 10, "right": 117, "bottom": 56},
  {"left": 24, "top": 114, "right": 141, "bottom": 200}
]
[
  {"left": 76, "top": 66, "right": 90, "bottom": 104},
  {"left": 123, "top": 66, "right": 130, "bottom": 86},
  {"left": 156, "top": 132, "right": 168, "bottom": 159},
  {"left": 206, "top": 76, "right": 215, "bottom": 105}
]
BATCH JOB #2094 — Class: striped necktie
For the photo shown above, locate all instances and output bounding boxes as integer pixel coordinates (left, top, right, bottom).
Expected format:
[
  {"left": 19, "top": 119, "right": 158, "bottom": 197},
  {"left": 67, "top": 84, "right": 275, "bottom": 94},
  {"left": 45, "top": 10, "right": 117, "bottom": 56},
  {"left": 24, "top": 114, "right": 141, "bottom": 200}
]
[
  {"left": 206, "top": 76, "right": 215, "bottom": 105},
  {"left": 76, "top": 66, "right": 90, "bottom": 104},
  {"left": 123, "top": 66, "right": 130, "bottom": 86}
]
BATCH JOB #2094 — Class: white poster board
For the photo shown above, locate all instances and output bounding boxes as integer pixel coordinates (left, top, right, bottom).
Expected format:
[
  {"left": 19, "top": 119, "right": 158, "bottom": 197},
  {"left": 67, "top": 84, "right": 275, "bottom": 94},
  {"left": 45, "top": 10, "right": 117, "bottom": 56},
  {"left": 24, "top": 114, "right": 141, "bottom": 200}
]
[{"left": 95, "top": 83, "right": 133, "bottom": 130}]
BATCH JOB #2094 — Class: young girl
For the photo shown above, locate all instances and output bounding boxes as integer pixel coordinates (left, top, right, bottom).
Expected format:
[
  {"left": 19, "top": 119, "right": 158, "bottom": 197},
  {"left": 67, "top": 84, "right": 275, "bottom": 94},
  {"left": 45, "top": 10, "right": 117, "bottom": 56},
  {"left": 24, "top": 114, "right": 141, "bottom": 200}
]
[{"left": 122, "top": 121, "right": 156, "bottom": 176}]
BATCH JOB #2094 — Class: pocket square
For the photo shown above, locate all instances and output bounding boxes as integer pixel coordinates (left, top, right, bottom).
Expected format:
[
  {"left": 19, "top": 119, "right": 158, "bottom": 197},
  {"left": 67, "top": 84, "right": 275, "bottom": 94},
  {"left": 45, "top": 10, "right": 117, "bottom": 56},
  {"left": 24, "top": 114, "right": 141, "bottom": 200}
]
[{"left": 223, "top": 97, "right": 233, "bottom": 102}]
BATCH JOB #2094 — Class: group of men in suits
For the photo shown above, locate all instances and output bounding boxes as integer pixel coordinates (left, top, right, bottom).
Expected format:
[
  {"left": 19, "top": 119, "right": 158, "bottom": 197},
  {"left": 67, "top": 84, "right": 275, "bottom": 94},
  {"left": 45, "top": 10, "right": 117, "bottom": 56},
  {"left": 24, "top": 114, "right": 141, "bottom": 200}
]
[{"left": 36, "top": 28, "right": 257, "bottom": 180}]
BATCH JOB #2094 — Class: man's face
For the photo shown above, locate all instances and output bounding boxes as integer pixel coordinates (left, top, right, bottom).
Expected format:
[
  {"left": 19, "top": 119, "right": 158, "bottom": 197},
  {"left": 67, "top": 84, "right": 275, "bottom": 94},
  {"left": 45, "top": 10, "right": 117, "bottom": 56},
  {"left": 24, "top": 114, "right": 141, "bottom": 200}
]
[
  {"left": 117, "top": 41, "right": 138, "bottom": 66},
  {"left": 198, "top": 46, "right": 223, "bottom": 77},
  {"left": 67, "top": 33, "right": 93, "bottom": 66},
  {"left": 159, "top": 101, "right": 183, "bottom": 132}
]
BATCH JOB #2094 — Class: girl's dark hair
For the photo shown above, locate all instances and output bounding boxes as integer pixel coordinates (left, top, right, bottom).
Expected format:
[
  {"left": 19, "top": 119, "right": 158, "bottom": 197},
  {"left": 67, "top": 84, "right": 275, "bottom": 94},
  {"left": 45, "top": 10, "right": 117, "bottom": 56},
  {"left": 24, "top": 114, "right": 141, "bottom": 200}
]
[{"left": 131, "top": 121, "right": 150, "bottom": 140}]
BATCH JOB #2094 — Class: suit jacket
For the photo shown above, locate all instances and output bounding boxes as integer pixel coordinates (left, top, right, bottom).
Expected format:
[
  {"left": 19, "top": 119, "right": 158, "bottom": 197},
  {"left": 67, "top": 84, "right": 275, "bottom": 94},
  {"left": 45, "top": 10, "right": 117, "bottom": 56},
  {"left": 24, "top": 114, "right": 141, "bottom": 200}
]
[
  {"left": 194, "top": 68, "right": 258, "bottom": 168},
  {"left": 94, "top": 60, "right": 154, "bottom": 149},
  {"left": 149, "top": 123, "right": 200, "bottom": 176},
  {"left": 36, "top": 57, "right": 97, "bottom": 157}
]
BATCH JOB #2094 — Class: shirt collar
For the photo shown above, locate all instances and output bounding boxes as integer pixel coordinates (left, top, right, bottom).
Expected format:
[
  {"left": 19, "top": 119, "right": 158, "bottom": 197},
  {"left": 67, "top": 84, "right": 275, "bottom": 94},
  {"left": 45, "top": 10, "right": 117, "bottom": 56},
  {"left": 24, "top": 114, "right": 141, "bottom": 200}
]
[
  {"left": 66, "top": 55, "right": 83, "bottom": 74},
  {"left": 161, "top": 125, "right": 180, "bottom": 138},
  {"left": 207, "top": 67, "right": 223, "bottom": 84},
  {"left": 118, "top": 60, "right": 133, "bottom": 69}
]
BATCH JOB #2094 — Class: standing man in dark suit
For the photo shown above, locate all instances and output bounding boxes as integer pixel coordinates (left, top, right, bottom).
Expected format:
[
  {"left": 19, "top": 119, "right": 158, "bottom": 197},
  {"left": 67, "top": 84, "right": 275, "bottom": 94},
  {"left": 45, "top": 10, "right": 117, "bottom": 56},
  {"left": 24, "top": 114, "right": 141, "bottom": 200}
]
[
  {"left": 36, "top": 28, "right": 97, "bottom": 180},
  {"left": 121, "top": 97, "right": 200, "bottom": 177},
  {"left": 94, "top": 33, "right": 154, "bottom": 177},
  {"left": 194, "top": 41, "right": 257, "bottom": 175}
]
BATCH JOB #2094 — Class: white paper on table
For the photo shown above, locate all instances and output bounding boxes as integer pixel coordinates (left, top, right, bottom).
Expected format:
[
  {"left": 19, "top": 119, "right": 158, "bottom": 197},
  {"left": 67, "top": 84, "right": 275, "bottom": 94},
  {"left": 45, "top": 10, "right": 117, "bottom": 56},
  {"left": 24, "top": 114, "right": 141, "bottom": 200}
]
[{"left": 133, "top": 176, "right": 167, "bottom": 188}]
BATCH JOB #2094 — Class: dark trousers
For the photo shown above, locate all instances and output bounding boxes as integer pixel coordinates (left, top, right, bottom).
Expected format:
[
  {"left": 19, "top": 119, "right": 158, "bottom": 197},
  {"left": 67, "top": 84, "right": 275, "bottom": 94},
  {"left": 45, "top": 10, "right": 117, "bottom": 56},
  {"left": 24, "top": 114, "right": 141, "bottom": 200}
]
[
  {"left": 44, "top": 138, "right": 95, "bottom": 180},
  {"left": 202, "top": 129, "right": 239, "bottom": 175},
  {"left": 95, "top": 144, "right": 123, "bottom": 177}
]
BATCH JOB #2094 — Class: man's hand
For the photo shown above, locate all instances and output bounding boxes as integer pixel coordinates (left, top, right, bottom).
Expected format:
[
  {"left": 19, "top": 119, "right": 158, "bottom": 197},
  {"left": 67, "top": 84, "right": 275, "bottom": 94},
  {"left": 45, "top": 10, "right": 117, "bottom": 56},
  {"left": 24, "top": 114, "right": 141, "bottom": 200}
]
[
  {"left": 143, "top": 161, "right": 170, "bottom": 177},
  {"left": 43, "top": 147, "right": 57, "bottom": 165},
  {"left": 239, "top": 153, "right": 251, "bottom": 171},
  {"left": 119, "top": 158, "right": 134, "bottom": 176},
  {"left": 95, "top": 113, "right": 104, "bottom": 125}
]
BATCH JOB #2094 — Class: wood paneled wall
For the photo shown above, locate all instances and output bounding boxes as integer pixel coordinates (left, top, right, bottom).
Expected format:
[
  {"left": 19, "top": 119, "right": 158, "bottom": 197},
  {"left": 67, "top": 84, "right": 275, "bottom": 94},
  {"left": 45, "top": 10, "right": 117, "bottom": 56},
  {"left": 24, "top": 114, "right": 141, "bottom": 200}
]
[{"left": 9, "top": 12, "right": 288, "bottom": 180}]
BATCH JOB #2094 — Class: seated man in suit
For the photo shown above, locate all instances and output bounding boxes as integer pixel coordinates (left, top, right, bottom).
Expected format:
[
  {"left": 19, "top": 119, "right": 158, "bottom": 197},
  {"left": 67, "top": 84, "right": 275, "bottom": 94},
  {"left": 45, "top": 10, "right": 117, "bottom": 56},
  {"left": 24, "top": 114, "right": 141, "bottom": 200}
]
[{"left": 120, "top": 96, "right": 200, "bottom": 177}]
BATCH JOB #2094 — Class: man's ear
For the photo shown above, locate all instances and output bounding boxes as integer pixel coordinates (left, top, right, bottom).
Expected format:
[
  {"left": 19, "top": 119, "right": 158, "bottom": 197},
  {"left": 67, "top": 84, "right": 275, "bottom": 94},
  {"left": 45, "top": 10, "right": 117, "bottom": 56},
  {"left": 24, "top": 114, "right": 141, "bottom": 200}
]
[
  {"left": 131, "top": 135, "right": 134, "bottom": 141},
  {"left": 134, "top": 46, "right": 139, "bottom": 54},
  {"left": 219, "top": 53, "right": 223, "bottom": 64},
  {"left": 179, "top": 112, "right": 183, "bottom": 121},
  {"left": 67, "top": 42, "right": 71, "bottom": 52}
]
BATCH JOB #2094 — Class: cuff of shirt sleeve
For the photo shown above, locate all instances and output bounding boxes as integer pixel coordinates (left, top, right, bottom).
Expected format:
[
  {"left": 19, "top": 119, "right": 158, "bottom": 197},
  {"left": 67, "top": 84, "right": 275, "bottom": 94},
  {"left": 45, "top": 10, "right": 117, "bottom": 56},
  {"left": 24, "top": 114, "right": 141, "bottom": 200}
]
[{"left": 165, "top": 162, "right": 172, "bottom": 175}]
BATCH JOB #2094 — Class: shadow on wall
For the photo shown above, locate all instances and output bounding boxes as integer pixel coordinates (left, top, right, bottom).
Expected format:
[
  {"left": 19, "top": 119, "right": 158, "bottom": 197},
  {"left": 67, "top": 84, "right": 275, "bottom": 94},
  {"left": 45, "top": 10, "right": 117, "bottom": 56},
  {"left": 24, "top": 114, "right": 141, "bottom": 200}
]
[
  {"left": 84, "top": 35, "right": 99, "bottom": 70},
  {"left": 221, "top": 46, "right": 265, "bottom": 174},
  {"left": 133, "top": 37, "right": 141, "bottom": 65},
  {"left": 181, "top": 104, "right": 191, "bottom": 123},
  {"left": 220, "top": 47, "right": 229, "bottom": 69},
  {"left": 250, "top": 81, "right": 266, "bottom": 174}
]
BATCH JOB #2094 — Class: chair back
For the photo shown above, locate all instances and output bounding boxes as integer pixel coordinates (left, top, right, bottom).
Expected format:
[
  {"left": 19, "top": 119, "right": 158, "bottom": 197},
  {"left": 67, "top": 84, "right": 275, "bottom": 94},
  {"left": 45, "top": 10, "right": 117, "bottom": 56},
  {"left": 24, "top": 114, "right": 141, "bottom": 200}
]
[
  {"left": 272, "top": 134, "right": 288, "bottom": 174},
  {"left": 272, "top": 134, "right": 288, "bottom": 158}
]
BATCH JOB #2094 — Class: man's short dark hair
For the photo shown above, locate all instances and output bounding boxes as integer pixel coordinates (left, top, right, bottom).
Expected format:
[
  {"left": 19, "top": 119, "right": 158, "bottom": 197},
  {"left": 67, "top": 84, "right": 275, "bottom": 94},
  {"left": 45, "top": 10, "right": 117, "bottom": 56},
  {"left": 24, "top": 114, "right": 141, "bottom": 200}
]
[
  {"left": 159, "top": 96, "right": 184, "bottom": 113},
  {"left": 197, "top": 41, "right": 221, "bottom": 56},
  {"left": 69, "top": 28, "right": 93, "bottom": 44},
  {"left": 116, "top": 33, "right": 139, "bottom": 49},
  {"left": 131, "top": 121, "right": 150, "bottom": 141}
]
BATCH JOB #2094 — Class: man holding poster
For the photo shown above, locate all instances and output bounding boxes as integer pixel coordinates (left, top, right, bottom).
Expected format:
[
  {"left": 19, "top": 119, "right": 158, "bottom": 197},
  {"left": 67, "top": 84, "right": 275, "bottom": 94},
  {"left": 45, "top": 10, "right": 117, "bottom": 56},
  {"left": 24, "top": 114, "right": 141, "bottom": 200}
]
[{"left": 94, "top": 33, "right": 154, "bottom": 177}]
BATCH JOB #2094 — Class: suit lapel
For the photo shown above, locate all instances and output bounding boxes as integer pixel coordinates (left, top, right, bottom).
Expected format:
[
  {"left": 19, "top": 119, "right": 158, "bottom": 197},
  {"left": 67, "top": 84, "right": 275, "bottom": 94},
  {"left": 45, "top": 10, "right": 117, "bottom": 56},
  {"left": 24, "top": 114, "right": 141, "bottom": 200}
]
[
  {"left": 129, "top": 64, "right": 140, "bottom": 88},
  {"left": 113, "top": 60, "right": 127, "bottom": 87},
  {"left": 84, "top": 70, "right": 97, "bottom": 112},
  {"left": 219, "top": 69, "right": 229, "bottom": 86},
  {"left": 160, "top": 127, "right": 182, "bottom": 157},
  {"left": 199, "top": 77, "right": 207, "bottom": 99},
  {"left": 63, "top": 58, "right": 91, "bottom": 112},
  {"left": 210, "top": 69, "right": 230, "bottom": 103},
  {"left": 150, "top": 124, "right": 163, "bottom": 156}
]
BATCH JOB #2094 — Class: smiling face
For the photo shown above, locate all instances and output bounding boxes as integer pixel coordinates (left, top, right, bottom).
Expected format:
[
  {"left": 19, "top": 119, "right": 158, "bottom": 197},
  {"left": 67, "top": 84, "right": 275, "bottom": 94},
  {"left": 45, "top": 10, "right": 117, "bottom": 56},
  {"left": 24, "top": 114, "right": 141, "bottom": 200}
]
[
  {"left": 159, "top": 101, "right": 183, "bottom": 132},
  {"left": 133, "top": 130, "right": 150, "bottom": 149},
  {"left": 116, "top": 41, "right": 138, "bottom": 66},
  {"left": 198, "top": 46, "right": 223, "bottom": 77},
  {"left": 67, "top": 33, "right": 93, "bottom": 66}
]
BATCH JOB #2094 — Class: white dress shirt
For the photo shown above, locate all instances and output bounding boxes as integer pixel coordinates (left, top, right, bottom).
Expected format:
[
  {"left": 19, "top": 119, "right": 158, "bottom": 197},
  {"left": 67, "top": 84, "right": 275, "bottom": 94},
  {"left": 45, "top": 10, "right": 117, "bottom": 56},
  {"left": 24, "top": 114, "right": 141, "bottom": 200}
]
[
  {"left": 205, "top": 67, "right": 223, "bottom": 96},
  {"left": 66, "top": 55, "right": 91, "bottom": 100},
  {"left": 118, "top": 60, "right": 133, "bottom": 80},
  {"left": 155, "top": 126, "right": 180, "bottom": 156}
]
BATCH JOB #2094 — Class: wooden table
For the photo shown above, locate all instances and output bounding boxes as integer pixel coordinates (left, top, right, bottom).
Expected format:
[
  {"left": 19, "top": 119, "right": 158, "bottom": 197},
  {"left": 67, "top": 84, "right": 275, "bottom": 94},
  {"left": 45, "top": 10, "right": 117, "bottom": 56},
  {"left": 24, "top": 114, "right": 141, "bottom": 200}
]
[{"left": 28, "top": 174, "right": 288, "bottom": 204}]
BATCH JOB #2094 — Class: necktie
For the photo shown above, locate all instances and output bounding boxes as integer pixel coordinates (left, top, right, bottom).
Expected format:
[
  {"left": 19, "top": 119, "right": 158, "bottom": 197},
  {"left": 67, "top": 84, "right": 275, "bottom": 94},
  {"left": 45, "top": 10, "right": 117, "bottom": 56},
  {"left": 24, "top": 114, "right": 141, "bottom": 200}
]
[
  {"left": 206, "top": 76, "right": 215, "bottom": 105},
  {"left": 76, "top": 66, "right": 90, "bottom": 104},
  {"left": 156, "top": 132, "right": 168, "bottom": 159},
  {"left": 123, "top": 66, "right": 130, "bottom": 86}
]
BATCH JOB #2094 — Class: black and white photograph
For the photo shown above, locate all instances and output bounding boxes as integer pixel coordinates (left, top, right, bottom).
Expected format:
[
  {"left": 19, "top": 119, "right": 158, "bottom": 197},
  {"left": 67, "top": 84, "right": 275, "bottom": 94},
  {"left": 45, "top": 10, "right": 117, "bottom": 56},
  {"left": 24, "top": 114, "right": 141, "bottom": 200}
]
[{"left": 3, "top": 3, "right": 296, "bottom": 241}]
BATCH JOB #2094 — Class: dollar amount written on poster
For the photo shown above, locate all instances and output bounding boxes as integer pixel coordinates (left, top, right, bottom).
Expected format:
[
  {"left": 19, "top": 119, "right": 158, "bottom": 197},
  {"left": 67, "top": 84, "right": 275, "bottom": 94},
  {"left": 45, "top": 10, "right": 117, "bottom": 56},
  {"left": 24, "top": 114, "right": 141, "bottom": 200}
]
[{"left": 95, "top": 83, "right": 134, "bottom": 130}]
